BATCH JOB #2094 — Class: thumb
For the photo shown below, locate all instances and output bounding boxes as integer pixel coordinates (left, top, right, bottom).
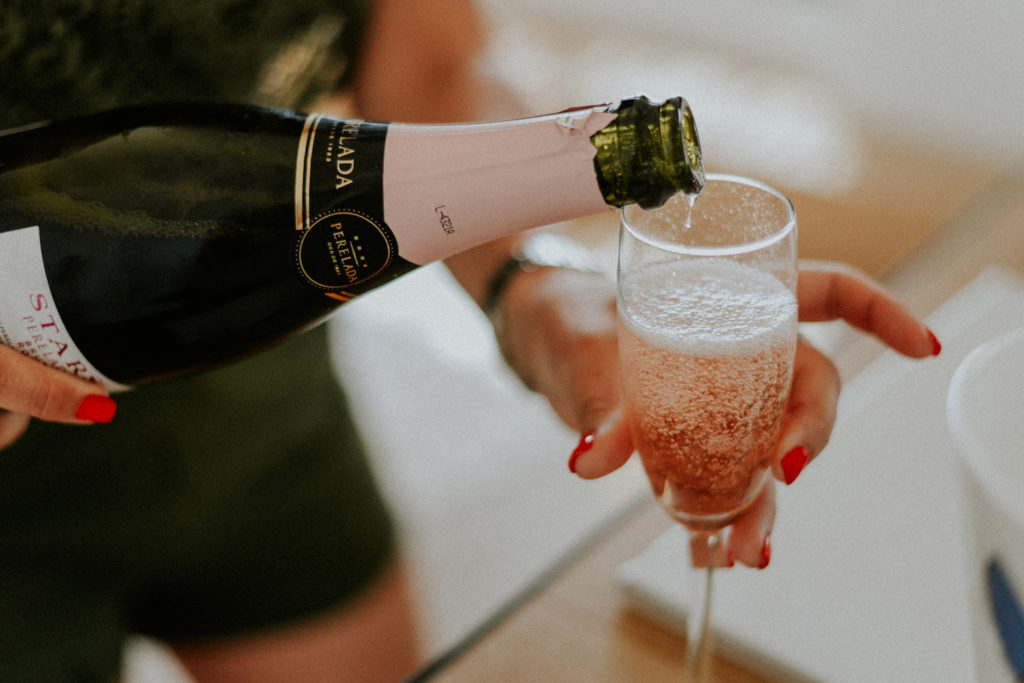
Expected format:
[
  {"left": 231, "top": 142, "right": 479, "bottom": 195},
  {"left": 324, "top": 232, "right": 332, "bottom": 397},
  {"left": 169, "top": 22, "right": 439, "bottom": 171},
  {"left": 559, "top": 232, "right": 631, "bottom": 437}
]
[
  {"left": 0, "top": 345, "right": 117, "bottom": 425},
  {"left": 568, "top": 407, "right": 634, "bottom": 479}
]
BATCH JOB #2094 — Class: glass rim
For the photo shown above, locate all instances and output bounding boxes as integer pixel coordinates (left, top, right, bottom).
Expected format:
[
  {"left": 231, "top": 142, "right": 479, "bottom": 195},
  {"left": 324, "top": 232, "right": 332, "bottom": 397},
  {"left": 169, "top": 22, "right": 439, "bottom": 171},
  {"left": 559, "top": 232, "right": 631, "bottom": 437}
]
[{"left": 620, "top": 173, "right": 796, "bottom": 257}]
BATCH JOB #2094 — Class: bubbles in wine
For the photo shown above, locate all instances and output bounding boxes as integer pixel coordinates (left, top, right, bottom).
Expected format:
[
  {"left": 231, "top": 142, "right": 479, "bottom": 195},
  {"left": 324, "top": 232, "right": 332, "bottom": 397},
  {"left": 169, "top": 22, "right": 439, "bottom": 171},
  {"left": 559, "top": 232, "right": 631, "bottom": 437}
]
[{"left": 619, "top": 259, "right": 797, "bottom": 529}]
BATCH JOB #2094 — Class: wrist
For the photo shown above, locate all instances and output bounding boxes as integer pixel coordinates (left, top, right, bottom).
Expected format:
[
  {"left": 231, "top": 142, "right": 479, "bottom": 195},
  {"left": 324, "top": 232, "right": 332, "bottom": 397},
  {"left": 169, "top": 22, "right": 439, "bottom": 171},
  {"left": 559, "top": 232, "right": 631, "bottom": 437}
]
[{"left": 483, "top": 233, "right": 604, "bottom": 323}]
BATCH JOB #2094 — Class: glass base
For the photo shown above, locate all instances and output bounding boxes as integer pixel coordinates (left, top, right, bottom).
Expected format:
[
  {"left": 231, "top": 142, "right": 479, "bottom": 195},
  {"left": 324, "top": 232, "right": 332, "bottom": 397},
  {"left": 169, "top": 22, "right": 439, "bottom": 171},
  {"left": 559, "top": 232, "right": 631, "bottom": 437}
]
[
  {"left": 655, "top": 469, "right": 769, "bottom": 532},
  {"left": 663, "top": 506, "right": 748, "bottom": 532}
]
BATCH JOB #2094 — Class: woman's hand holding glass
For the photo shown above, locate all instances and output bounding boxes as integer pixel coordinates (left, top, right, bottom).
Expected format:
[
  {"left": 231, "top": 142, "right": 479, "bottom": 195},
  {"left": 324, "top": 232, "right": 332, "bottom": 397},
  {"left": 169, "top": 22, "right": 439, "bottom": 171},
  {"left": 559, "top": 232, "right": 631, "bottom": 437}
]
[{"left": 492, "top": 253, "right": 940, "bottom": 569}]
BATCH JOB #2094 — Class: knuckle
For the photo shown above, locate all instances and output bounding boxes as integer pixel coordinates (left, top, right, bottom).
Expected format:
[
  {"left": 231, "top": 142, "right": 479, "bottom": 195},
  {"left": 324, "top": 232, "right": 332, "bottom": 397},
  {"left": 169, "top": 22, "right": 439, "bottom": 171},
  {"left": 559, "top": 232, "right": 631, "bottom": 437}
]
[{"left": 29, "top": 384, "right": 68, "bottom": 421}]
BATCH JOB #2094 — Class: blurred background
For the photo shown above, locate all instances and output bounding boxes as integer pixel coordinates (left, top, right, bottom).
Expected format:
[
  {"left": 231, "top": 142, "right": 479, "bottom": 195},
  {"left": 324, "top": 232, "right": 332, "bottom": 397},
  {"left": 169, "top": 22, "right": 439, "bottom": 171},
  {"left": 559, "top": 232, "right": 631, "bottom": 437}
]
[
  {"left": 475, "top": 0, "right": 1024, "bottom": 275},
  {"left": 128, "top": 0, "right": 1024, "bottom": 677}
]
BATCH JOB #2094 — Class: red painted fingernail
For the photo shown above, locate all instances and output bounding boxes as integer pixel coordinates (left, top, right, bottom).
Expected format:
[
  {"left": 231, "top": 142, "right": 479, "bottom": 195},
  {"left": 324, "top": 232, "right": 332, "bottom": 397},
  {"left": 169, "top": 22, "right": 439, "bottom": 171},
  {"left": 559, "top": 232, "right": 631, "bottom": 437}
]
[
  {"left": 727, "top": 550, "right": 736, "bottom": 568},
  {"left": 76, "top": 394, "right": 117, "bottom": 424},
  {"left": 781, "top": 446, "right": 809, "bottom": 485},
  {"left": 569, "top": 431, "right": 596, "bottom": 474},
  {"left": 759, "top": 535, "right": 772, "bottom": 570},
  {"left": 927, "top": 328, "right": 942, "bottom": 356}
]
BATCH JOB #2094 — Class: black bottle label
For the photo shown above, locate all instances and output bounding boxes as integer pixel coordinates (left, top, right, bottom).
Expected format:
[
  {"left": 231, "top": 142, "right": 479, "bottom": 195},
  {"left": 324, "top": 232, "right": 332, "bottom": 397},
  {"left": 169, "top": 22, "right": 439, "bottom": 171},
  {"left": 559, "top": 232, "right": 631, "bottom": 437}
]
[{"left": 294, "top": 115, "right": 397, "bottom": 300}]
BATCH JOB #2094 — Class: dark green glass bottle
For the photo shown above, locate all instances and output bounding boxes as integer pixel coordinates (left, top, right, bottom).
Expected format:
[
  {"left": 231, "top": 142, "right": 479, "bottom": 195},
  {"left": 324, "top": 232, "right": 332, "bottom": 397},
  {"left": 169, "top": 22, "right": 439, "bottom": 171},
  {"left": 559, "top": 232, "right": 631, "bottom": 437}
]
[
  {"left": 0, "top": 96, "right": 703, "bottom": 388},
  {"left": 591, "top": 95, "right": 704, "bottom": 208}
]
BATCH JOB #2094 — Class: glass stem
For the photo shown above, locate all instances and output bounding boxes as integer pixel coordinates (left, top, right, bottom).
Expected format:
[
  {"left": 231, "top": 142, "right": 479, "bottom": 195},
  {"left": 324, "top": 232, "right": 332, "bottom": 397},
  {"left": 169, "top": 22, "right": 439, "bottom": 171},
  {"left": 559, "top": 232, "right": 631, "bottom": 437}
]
[{"left": 685, "top": 532, "right": 719, "bottom": 681}]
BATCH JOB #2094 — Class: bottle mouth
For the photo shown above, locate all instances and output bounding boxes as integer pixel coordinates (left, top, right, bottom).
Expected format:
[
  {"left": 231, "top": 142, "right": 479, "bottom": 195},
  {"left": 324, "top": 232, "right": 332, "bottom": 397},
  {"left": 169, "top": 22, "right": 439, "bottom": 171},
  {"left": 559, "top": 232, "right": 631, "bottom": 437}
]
[
  {"left": 590, "top": 94, "right": 706, "bottom": 210},
  {"left": 634, "top": 94, "right": 706, "bottom": 206},
  {"left": 676, "top": 100, "right": 705, "bottom": 194}
]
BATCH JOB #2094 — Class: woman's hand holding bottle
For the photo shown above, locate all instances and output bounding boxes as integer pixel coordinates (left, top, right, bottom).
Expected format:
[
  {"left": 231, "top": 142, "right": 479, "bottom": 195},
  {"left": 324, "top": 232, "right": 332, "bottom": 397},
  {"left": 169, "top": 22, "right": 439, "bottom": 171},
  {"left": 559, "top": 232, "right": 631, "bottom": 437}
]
[{"left": 0, "top": 346, "right": 116, "bottom": 449}]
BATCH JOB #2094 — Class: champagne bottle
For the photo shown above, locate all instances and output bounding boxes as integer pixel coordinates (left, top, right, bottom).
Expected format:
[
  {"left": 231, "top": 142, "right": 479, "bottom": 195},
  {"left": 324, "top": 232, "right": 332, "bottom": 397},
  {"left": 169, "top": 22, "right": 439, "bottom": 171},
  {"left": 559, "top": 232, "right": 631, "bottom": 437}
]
[{"left": 0, "top": 95, "right": 703, "bottom": 390}]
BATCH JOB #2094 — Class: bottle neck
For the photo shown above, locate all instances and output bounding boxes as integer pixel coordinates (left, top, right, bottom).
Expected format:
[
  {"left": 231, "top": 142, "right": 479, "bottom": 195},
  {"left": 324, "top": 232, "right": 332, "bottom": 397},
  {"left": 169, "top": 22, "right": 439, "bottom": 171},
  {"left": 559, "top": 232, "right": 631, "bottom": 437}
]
[
  {"left": 379, "top": 106, "right": 621, "bottom": 265},
  {"left": 297, "top": 97, "right": 704, "bottom": 278},
  {"left": 590, "top": 95, "right": 705, "bottom": 209}
]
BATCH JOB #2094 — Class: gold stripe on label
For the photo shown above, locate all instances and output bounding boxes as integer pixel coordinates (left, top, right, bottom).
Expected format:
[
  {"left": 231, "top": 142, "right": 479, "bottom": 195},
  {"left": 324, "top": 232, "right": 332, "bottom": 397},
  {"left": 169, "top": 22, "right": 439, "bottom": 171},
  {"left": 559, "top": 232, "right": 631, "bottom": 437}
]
[{"left": 295, "top": 113, "right": 323, "bottom": 231}]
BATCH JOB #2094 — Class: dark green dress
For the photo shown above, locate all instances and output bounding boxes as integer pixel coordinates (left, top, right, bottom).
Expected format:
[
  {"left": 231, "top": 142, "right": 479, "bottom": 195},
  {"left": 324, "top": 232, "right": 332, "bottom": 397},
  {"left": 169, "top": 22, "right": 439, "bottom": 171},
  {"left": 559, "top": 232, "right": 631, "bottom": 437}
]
[{"left": 0, "top": 3, "right": 396, "bottom": 680}]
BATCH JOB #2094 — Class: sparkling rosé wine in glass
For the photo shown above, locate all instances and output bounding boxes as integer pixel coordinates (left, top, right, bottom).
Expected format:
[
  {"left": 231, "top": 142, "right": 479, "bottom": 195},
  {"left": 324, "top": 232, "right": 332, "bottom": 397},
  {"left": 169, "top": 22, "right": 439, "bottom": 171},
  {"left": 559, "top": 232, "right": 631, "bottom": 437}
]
[
  {"left": 618, "top": 258, "right": 797, "bottom": 531},
  {"left": 617, "top": 174, "right": 798, "bottom": 679}
]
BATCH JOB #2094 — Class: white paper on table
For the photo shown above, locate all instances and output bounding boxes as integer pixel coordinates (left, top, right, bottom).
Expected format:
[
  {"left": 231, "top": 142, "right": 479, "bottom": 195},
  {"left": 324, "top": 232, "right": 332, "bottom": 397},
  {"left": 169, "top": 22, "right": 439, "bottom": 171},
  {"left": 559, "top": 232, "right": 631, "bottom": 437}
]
[{"left": 616, "top": 266, "right": 1024, "bottom": 683}]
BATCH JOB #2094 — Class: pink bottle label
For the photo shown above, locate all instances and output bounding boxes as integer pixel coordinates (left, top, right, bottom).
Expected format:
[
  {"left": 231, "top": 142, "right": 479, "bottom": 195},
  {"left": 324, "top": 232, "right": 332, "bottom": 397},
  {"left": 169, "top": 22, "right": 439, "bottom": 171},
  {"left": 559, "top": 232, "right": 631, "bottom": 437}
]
[
  {"left": 293, "top": 107, "right": 616, "bottom": 300},
  {"left": 382, "top": 109, "right": 616, "bottom": 265}
]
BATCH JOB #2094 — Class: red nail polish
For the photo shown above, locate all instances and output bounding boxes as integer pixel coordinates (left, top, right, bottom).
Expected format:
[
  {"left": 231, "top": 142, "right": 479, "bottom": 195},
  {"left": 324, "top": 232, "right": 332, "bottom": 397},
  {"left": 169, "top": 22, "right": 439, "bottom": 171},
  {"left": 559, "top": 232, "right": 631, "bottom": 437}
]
[
  {"left": 76, "top": 394, "right": 117, "bottom": 424},
  {"left": 726, "top": 550, "right": 736, "bottom": 568},
  {"left": 781, "top": 446, "right": 809, "bottom": 485},
  {"left": 569, "top": 431, "right": 596, "bottom": 474},
  {"left": 927, "top": 328, "right": 942, "bottom": 356},
  {"left": 759, "top": 535, "right": 772, "bottom": 570}
]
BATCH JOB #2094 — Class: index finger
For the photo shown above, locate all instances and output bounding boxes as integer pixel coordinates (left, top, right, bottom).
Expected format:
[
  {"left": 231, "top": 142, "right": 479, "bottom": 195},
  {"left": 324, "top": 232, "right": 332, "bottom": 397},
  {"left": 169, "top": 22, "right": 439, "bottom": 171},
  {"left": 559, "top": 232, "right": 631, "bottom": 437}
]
[
  {"left": 797, "top": 263, "right": 940, "bottom": 358},
  {"left": 0, "top": 345, "right": 117, "bottom": 424}
]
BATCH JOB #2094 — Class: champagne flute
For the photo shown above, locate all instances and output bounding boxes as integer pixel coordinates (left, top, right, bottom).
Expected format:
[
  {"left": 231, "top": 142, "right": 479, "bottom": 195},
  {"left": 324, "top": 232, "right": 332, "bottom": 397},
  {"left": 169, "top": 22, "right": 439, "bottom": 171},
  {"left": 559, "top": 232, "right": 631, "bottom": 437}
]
[{"left": 617, "top": 174, "right": 798, "bottom": 679}]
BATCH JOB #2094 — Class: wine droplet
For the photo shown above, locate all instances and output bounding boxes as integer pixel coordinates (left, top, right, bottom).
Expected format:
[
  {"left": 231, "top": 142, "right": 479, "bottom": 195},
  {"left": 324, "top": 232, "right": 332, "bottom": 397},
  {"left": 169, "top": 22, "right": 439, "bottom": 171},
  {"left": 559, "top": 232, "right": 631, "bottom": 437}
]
[{"left": 684, "top": 191, "right": 697, "bottom": 230}]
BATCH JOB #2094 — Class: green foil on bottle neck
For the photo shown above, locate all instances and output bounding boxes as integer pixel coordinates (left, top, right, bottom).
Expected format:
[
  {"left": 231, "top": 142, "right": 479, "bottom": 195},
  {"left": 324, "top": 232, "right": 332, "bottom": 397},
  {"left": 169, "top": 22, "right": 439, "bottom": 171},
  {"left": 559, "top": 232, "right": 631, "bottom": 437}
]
[{"left": 590, "top": 95, "right": 705, "bottom": 209}]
